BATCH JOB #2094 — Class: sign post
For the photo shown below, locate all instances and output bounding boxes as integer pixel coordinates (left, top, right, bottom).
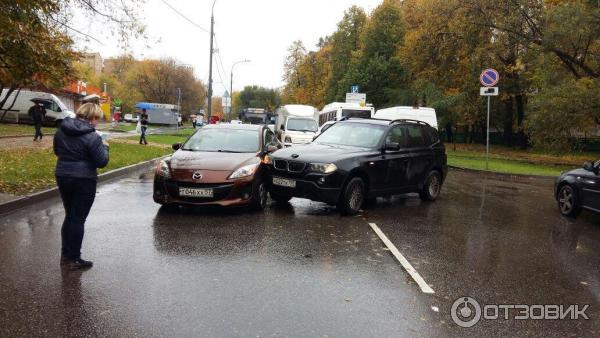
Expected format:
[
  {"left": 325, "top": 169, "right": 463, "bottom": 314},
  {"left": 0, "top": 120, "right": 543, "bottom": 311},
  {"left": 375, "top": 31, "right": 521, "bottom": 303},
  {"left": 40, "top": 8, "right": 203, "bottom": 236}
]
[{"left": 480, "top": 68, "right": 500, "bottom": 170}]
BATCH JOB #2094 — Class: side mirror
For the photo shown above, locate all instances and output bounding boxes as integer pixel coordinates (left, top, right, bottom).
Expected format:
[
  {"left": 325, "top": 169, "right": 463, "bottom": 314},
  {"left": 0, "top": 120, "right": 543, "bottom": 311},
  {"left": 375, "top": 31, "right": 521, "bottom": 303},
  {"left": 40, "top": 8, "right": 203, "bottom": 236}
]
[
  {"left": 583, "top": 161, "right": 597, "bottom": 173},
  {"left": 384, "top": 142, "right": 401, "bottom": 151},
  {"left": 172, "top": 143, "right": 182, "bottom": 151},
  {"left": 280, "top": 124, "right": 285, "bottom": 131}
]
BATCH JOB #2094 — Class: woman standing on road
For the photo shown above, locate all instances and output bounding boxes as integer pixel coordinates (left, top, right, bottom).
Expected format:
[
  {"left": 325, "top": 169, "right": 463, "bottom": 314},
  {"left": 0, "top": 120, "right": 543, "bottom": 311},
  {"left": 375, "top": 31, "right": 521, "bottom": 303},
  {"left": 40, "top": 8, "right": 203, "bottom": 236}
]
[{"left": 53, "top": 103, "right": 109, "bottom": 270}]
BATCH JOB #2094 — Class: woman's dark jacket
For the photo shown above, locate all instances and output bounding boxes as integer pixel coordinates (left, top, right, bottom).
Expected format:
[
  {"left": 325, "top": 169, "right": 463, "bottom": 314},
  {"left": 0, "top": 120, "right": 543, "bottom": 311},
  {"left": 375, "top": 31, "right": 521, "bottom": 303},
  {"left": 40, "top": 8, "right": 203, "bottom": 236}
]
[{"left": 53, "top": 117, "right": 109, "bottom": 180}]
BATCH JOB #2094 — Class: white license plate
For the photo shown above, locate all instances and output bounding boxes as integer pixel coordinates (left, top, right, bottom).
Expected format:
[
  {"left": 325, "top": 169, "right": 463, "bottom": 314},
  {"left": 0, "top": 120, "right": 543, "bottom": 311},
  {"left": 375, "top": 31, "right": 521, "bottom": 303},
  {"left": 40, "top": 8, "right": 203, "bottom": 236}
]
[
  {"left": 273, "top": 177, "right": 296, "bottom": 188},
  {"left": 179, "top": 187, "right": 214, "bottom": 198}
]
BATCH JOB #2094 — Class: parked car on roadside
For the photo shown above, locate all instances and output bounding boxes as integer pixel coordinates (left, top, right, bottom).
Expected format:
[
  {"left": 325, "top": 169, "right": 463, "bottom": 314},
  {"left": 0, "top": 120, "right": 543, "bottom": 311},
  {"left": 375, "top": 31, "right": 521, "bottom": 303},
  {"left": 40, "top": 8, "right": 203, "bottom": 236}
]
[
  {"left": 153, "top": 124, "right": 282, "bottom": 210},
  {"left": 0, "top": 89, "right": 75, "bottom": 125},
  {"left": 555, "top": 161, "right": 600, "bottom": 217},
  {"left": 124, "top": 113, "right": 139, "bottom": 123},
  {"left": 265, "top": 118, "right": 448, "bottom": 215}
]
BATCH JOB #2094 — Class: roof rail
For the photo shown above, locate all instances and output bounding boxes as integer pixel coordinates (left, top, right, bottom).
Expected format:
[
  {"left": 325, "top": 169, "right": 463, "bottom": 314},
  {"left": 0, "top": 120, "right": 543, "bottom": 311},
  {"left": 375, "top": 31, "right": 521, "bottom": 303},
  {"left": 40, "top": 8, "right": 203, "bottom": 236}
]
[
  {"left": 389, "top": 119, "right": 430, "bottom": 126},
  {"left": 338, "top": 116, "right": 390, "bottom": 122}
]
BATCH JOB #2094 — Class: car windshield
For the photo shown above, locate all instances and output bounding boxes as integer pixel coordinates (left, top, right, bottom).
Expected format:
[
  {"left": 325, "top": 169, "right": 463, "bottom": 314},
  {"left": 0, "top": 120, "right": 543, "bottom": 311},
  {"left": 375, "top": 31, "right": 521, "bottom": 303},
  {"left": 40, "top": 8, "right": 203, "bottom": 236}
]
[
  {"left": 287, "top": 118, "right": 318, "bottom": 132},
  {"left": 182, "top": 128, "right": 259, "bottom": 153},
  {"left": 315, "top": 123, "right": 386, "bottom": 148}
]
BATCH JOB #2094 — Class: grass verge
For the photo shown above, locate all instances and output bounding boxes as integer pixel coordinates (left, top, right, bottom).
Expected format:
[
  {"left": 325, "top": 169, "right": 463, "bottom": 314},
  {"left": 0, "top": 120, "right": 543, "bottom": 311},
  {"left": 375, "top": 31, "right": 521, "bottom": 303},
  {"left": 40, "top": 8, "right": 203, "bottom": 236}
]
[
  {"left": 446, "top": 143, "right": 593, "bottom": 176},
  {"left": 0, "top": 123, "right": 56, "bottom": 137},
  {"left": 0, "top": 142, "right": 171, "bottom": 195}
]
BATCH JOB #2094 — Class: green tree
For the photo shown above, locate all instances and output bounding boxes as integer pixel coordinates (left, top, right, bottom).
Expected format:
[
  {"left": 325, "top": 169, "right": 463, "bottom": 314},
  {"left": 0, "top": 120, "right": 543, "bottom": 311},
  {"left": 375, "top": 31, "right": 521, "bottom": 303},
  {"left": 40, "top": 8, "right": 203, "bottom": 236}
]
[
  {"left": 236, "top": 86, "right": 281, "bottom": 112},
  {"left": 342, "top": 0, "right": 409, "bottom": 108},
  {"left": 327, "top": 6, "right": 367, "bottom": 102}
]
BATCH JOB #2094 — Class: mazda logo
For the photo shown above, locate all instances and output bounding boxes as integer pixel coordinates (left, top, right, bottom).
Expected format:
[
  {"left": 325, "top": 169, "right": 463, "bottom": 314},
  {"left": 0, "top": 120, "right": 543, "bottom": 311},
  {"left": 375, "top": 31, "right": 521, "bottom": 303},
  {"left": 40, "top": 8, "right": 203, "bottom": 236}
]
[
  {"left": 291, "top": 154, "right": 299, "bottom": 158},
  {"left": 192, "top": 171, "right": 203, "bottom": 180}
]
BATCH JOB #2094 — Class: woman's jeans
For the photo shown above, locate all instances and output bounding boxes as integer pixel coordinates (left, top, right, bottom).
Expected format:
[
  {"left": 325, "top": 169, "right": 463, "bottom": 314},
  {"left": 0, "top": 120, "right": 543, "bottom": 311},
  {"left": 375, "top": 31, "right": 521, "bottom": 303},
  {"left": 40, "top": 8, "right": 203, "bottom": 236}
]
[
  {"left": 56, "top": 176, "right": 96, "bottom": 260},
  {"left": 140, "top": 126, "right": 148, "bottom": 144}
]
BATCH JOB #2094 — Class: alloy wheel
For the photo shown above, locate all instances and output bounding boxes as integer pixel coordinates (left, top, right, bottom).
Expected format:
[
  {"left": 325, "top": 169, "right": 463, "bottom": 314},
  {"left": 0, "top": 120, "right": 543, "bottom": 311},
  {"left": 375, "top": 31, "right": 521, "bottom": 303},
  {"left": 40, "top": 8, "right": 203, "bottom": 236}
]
[
  {"left": 349, "top": 183, "right": 363, "bottom": 211},
  {"left": 559, "top": 187, "right": 574, "bottom": 214},
  {"left": 428, "top": 174, "right": 440, "bottom": 198}
]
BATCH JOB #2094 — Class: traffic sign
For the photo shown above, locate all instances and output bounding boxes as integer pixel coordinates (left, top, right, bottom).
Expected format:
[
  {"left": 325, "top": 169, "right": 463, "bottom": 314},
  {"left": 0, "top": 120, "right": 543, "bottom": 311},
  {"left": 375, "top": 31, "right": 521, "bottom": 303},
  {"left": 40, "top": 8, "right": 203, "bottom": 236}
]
[
  {"left": 480, "top": 69, "right": 499, "bottom": 87},
  {"left": 346, "top": 92, "right": 366, "bottom": 105},
  {"left": 223, "top": 97, "right": 231, "bottom": 108},
  {"left": 351, "top": 85, "right": 360, "bottom": 94},
  {"left": 480, "top": 87, "right": 499, "bottom": 96}
]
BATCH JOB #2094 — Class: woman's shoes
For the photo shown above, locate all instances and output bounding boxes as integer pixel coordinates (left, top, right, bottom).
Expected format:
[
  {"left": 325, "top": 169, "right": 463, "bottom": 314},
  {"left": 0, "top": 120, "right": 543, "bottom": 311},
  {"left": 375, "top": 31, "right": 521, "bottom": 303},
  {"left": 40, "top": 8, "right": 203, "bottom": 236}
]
[{"left": 60, "top": 256, "right": 93, "bottom": 270}]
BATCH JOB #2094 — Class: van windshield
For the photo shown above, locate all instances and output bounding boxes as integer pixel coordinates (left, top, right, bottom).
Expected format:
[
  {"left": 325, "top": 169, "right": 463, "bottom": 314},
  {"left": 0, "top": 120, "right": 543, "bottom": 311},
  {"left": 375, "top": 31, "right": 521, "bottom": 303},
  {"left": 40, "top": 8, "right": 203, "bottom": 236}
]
[
  {"left": 287, "top": 118, "right": 318, "bottom": 132},
  {"left": 341, "top": 109, "right": 371, "bottom": 119}
]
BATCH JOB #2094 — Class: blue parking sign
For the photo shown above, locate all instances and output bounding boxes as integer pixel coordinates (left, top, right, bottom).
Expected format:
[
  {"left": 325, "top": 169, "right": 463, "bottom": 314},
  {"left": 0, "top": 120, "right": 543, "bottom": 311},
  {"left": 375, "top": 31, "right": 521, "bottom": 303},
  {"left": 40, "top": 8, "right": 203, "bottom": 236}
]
[{"left": 351, "top": 85, "right": 359, "bottom": 93}]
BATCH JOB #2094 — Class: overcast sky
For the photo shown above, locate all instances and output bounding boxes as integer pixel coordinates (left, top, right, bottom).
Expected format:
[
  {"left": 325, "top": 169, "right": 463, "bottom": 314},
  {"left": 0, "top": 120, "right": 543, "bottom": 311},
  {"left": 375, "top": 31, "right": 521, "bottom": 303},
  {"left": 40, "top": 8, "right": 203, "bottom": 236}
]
[{"left": 75, "top": 0, "right": 382, "bottom": 96}]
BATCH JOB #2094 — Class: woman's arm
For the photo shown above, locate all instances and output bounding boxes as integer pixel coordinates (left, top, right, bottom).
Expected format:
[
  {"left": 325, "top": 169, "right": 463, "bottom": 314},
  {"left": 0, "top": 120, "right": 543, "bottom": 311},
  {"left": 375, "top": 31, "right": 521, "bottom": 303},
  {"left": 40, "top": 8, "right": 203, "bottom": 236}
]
[{"left": 89, "top": 135, "right": 109, "bottom": 168}]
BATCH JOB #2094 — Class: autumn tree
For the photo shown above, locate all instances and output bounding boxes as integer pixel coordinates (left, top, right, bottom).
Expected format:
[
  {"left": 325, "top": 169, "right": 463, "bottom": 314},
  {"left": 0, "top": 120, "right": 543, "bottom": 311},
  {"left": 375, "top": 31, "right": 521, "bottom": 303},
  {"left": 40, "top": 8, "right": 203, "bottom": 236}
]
[
  {"left": 130, "top": 59, "right": 206, "bottom": 117},
  {"left": 0, "top": 0, "right": 145, "bottom": 120},
  {"left": 281, "top": 40, "right": 308, "bottom": 103}
]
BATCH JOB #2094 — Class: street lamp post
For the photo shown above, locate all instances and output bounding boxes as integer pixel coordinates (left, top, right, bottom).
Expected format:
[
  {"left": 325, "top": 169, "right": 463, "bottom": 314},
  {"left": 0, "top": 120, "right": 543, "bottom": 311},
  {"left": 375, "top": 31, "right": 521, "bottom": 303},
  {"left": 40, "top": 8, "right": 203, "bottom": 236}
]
[
  {"left": 207, "top": 0, "right": 217, "bottom": 121},
  {"left": 230, "top": 59, "right": 250, "bottom": 119}
]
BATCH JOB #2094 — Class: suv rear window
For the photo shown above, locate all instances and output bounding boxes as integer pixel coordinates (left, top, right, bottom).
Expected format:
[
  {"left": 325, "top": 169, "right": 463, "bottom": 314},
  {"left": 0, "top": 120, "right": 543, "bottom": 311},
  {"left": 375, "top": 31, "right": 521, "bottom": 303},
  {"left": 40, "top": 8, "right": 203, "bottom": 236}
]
[
  {"left": 423, "top": 126, "right": 440, "bottom": 146},
  {"left": 404, "top": 125, "right": 425, "bottom": 148}
]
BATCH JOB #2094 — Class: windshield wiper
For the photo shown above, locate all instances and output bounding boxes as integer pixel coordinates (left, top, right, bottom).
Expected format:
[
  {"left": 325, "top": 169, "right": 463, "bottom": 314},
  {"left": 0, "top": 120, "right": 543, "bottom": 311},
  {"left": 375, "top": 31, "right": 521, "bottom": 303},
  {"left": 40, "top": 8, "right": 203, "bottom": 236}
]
[{"left": 217, "top": 149, "right": 243, "bottom": 153}]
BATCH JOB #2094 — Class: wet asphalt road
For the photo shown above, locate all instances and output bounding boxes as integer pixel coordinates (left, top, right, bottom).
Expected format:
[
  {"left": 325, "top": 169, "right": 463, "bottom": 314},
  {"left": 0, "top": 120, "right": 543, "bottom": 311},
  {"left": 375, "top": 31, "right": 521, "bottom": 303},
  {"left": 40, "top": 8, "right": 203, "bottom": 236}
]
[{"left": 0, "top": 169, "right": 598, "bottom": 337}]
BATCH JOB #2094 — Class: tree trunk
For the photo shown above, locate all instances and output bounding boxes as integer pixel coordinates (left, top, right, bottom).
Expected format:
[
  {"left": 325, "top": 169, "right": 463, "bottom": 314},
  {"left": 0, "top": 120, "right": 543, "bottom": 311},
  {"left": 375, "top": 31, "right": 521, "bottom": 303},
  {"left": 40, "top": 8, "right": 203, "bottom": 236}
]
[
  {"left": 515, "top": 93, "right": 527, "bottom": 148},
  {"left": 503, "top": 96, "right": 514, "bottom": 147}
]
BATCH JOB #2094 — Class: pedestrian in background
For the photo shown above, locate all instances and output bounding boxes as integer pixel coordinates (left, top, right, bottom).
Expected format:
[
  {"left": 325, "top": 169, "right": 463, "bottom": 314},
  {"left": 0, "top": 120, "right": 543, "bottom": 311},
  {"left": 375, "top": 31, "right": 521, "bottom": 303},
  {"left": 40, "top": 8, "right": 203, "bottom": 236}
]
[
  {"left": 28, "top": 102, "right": 46, "bottom": 141},
  {"left": 53, "top": 103, "right": 109, "bottom": 270},
  {"left": 192, "top": 115, "right": 197, "bottom": 129},
  {"left": 139, "top": 108, "right": 149, "bottom": 145}
]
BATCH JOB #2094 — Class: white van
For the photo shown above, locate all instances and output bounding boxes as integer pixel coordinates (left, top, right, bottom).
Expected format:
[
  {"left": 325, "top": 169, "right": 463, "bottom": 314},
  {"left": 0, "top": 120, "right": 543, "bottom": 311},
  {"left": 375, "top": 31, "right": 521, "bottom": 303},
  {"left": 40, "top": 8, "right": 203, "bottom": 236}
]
[
  {"left": 374, "top": 106, "right": 438, "bottom": 129},
  {"left": 318, "top": 102, "right": 374, "bottom": 126},
  {"left": 0, "top": 89, "right": 75, "bottom": 125},
  {"left": 275, "top": 104, "right": 319, "bottom": 146}
]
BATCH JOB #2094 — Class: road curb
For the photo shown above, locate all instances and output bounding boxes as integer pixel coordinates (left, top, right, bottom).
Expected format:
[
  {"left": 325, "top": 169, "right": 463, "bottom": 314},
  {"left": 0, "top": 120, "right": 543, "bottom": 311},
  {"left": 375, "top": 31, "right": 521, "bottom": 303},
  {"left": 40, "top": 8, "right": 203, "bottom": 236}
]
[
  {"left": 0, "top": 156, "right": 165, "bottom": 215},
  {"left": 449, "top": 165, "right": 558, "bottom": 181}
]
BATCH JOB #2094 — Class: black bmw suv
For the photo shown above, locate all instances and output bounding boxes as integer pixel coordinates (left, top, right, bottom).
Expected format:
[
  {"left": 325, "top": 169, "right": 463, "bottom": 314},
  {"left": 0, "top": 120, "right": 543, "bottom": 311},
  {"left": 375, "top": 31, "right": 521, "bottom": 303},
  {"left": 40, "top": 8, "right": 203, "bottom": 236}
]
[{"left": 265, "top": 118, "right": 448, "bottom": 215}]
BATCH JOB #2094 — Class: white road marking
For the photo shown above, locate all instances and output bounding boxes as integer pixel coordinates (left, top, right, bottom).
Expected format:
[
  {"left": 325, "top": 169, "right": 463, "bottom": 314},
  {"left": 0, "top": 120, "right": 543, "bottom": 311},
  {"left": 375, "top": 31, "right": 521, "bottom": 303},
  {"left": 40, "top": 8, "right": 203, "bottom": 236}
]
[{"left": 368, "top": 222, "right": 435, "bottom": 294}]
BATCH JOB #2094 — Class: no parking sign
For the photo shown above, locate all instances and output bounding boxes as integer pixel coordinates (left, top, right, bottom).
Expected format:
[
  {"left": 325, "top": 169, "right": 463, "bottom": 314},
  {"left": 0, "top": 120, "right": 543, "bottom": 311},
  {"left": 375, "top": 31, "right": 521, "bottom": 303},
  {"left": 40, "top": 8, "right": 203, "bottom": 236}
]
[{"left": 480, "top": 69, "right": 499, "bottom": 87}]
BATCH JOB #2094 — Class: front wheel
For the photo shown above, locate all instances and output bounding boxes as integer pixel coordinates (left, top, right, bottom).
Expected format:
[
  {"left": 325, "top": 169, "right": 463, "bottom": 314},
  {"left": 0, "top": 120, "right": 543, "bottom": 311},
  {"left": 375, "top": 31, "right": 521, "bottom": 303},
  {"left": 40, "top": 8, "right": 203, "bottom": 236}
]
[
  {"left": 420, "top": 171, "right": 442, "bottom": 201},
  {"left": 250, "top": 180, "right": 268, "bottom": 211},
  {"left": 337, "top": 177, "right": 365, "bottom": 215},
  {"left": 558, "top": 185, "right": 581, "bottom": 217}
]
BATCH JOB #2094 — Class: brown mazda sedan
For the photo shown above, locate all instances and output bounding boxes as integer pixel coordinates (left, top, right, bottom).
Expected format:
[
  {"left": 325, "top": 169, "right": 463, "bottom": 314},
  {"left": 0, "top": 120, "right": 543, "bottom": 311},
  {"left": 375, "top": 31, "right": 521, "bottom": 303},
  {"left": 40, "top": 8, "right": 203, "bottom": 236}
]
[{"left": 153, "top": 124, "right": 281, "bottom": 210}]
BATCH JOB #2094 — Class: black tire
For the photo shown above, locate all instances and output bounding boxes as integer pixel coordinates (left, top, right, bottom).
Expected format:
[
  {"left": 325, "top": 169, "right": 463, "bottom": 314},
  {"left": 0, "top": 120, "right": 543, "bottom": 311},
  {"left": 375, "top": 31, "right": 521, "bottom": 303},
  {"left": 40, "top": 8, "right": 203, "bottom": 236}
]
[
  {"left": 250, "top": 179, "right": 268, "bottom": 211},
  {"left": 557, "top": 185, "right": 581, "bottom": 217},
  {"left": 337, "top": 177, "right": 365, "bottom": 215},
  {"left": 269, "top": 191, "right": 292, "bottom": 203},
  {"left": 420, "top": 171, "right": 442, "bottom": 201}
]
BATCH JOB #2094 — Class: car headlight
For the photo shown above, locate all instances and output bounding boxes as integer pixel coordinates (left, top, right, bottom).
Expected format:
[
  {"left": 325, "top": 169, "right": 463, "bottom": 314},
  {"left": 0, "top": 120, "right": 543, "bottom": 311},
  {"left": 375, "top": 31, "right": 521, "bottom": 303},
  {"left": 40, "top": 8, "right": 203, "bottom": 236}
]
[
  {"left": 310, "top": 163, "right": 337, "bottom": 174},
  {"left": 157, "top": 159, "right": 171, "bottom": 178},
  {"left": 262, "top": 155, "right": 273, "bottom": 165},
  {"left": 229, "top": 163, "right": 259, "bottom": 179}
]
